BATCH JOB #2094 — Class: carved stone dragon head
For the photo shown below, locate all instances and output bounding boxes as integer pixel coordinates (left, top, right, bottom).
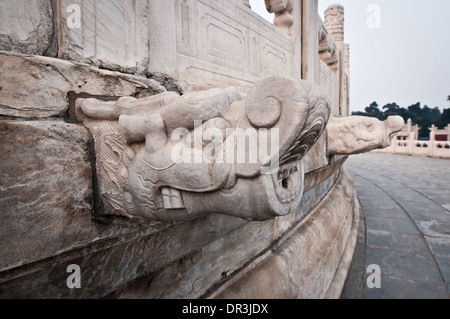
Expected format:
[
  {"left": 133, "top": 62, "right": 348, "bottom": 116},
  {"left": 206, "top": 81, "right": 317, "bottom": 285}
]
[{"left": 77, "top": 77, "right": 331, "bottom": 221}]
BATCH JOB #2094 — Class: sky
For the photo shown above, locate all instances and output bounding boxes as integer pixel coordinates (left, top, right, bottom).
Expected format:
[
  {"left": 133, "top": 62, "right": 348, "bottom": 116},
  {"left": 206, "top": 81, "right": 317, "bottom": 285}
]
[{"left": 250, "top": 0, "right": 450, "bottom": 113}]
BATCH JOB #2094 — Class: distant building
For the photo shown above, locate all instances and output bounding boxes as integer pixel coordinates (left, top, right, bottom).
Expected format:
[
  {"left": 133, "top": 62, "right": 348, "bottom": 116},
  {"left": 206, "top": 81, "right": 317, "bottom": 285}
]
[
  {"left": 395, "top": 119, "right": 449, "bottom": 143},
  {"left": 431, "top": 124, "right": 450, "bottom": 142},
  {"left": 374, "top": 119, "right": 450, "bottom": 158},
  {"left": 396, "top": 119, "right": 420, "bottom": 141}
]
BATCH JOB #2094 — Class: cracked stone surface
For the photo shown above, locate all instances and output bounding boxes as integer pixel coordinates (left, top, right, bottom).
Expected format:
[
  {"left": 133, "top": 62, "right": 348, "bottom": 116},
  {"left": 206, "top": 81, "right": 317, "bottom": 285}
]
[
  {"left": 0, "top": 53, "right": 166, "bottom": 118},
  {"left": 342, "top": 153, "right": 450, "bottom": 299},
  {"left": 0, "top": 0, "right": 53, "bottom": 55},
  {"left": 57, "top": 0, "right": 150, "bottom": 74},
  {"left": 0, "top": 120, "right": 92, "bottom": 271}
]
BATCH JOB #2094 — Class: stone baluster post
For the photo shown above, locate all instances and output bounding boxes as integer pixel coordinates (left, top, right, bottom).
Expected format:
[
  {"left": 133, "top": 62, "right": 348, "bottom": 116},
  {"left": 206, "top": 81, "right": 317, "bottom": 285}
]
[
  {"left": 265, "top": 0, "right": 295, "bottom": 37},
  {"left": 324, "top": 4, "right": 345, "bottom": 115},
  {"left": 324, "top": 4, "right": 344, "bottom": 53},
  {"left": 238, "top": 0, "right": 251, "bottom": 8},
  {"left": 344, "top": 43, "right": 350, "bottom": 78},
  {"left": 301, "top": 0, "right": 319, "bottom": 84},
  {"left": 406, "top": 118, "right": 412, "bottom": 139},
  {"left": 344, "top": 42, "right": 350, "bottom": 116},
  {"left": 430, "top": 124, "right": 436, "bottom": 157},
  {"left": 430, "top": 124, "right": 436, "bottom": 142},
  {"left": 408, "top": 119, "right": 415, "bottom": 156},
  {"left": 393, "top": 134, "right": 398, "bottom": 153}
]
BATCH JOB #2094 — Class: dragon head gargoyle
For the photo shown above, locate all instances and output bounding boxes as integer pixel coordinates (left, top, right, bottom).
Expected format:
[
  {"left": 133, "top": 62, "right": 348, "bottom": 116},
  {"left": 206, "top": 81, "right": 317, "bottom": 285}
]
[{"left": 78, "top": 77, "right": 330, "bottom": 221}]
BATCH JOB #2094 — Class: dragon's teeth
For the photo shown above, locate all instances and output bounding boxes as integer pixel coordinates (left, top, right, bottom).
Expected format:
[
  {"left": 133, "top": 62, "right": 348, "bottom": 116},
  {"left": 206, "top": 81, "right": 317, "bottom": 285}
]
[{"left": 273, "top": 160, "right": 302, "bottom": 203}]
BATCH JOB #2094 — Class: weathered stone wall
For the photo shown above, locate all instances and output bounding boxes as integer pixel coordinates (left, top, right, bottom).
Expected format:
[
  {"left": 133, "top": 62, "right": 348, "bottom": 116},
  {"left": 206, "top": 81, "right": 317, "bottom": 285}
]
[
  {"left": 0, "top": 0, "right": 55, "bottom": 55},
  {"left": 0, "top": 0, "right": 349, "bottom": 113},
  {"left": 0, "top": 0, "right": 358, "bottom": 299}
]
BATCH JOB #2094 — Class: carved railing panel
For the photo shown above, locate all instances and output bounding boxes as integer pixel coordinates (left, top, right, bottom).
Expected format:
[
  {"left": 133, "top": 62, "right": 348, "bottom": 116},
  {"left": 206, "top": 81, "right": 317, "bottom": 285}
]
[{"left": 150, "top": 0, "right": 299, "bottom": 93}]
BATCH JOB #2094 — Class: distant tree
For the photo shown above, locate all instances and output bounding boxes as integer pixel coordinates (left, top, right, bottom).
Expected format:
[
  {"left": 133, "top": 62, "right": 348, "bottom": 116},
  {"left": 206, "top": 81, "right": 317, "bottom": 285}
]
[
  {"left": 447, "top": 95, "right": 450, "bottom": 102},
  {"left": 404, "top": 103, "right": 442, "bottom": 138},
  {"left": 351, "top": 101, "right": 447, "bottom": 138},
  {"left": 407, "top": 102, "right": 421, "bottom": 120},
  {"left": 383, "top": 102, "right": 410, "bottom": 121},
  {"left": 382, "top": 102, "right": 400, "bottom": 113},
  {"left": 351, "top": 102, "right": 384, "bottom": 119},
  {"left": 408, "top": 103, "right": 426, "bottom": 137},
  {"left": 435, "top": 109, "right": 450, "bottom": 129},
  {"left": 424, "top": 106, "right": 441, "bottom": 123},
  {"left": 365, "top": 102, "right": 384, "bottom": 120}
]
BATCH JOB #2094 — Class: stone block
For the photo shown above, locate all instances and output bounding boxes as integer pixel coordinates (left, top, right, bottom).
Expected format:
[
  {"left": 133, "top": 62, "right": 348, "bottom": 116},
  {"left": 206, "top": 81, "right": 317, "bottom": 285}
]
[
  {"left": 58, "top": 0, "right": 149, "bottom": 74},
  {"left": 106, "top": 219, "right": 277, "bottom": 299},
  {"left": 0, "top": 120, "right": 92, "bottom": 271},
  {"left": 0, "top": 53, "right": 165, "bottom": 118},
  {"left": 0, "top": 213, "right": 248, "bottom": 298},
  {"left": 100, "top": 168, "right": 338, "bottom": 299},
  {"left": 209, "top": 170, "right": 358, "bottom": 299},
  {"left": 0, "top": 119, "right": 166, "bottom": 277},
  {"left": 0, "top": 0, "right": 53, "bottom": 55}
]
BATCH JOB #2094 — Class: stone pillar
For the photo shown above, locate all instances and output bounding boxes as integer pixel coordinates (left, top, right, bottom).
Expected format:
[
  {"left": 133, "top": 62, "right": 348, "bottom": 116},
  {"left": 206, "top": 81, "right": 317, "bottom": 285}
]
[
  {"left": 404, "top": 119, "right": 412, "bottom": 155},
  {"left": 344, "top": 43, "right": 350, "bottom": 116},
  {"left": 344, "top": 43, "right": 350, "bottom": 78},
  {"left": 429, "top": 124, "right": 436, "bottom": 157},
  {"left": 324, "top": 4, "right": 344, "bottom": 52},
  {"left": 239, "top": 0, "right": 251, "bottom": 8},
  {"left": 325, "top": 4, "right": 345, "bottom": 116},
  {"left": 447, "top": 124, "right": 450, "bottom": 142},
  {"left": 407, "top": 118, "right": 412, "bottom": 139},
  {"left": 301, "top": 0, "right": 319, "bottom": 84},
  {"left": 430, "top": 124, "right": 436, "bottom": 142}
]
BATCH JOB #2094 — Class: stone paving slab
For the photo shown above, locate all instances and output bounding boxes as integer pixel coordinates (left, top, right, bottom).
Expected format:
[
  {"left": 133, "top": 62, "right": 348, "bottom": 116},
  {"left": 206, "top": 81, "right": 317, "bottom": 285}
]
[
  {"left": 433, "top": 256, "right": 450, "bottom": 284},
  {"left": 362, "top": 207, "right": 409, "bottom": 220},
  {"left": 366, "top": 230, "right": 430, "bottom": 255},
  {"left": 361, "top": 274, "right": 448, "bottom": 299},
  {"left": 365, "top": 217, "right": 420, "bottom": 235},
  {"left": 342, "top": 153, "right": 450, "bottom": 299},
  {"left": 365, "top": 247, "right": 442, "bottom": 285},
  {"left": 426, "top": 237, "right": 450, "bottom": 257}
]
